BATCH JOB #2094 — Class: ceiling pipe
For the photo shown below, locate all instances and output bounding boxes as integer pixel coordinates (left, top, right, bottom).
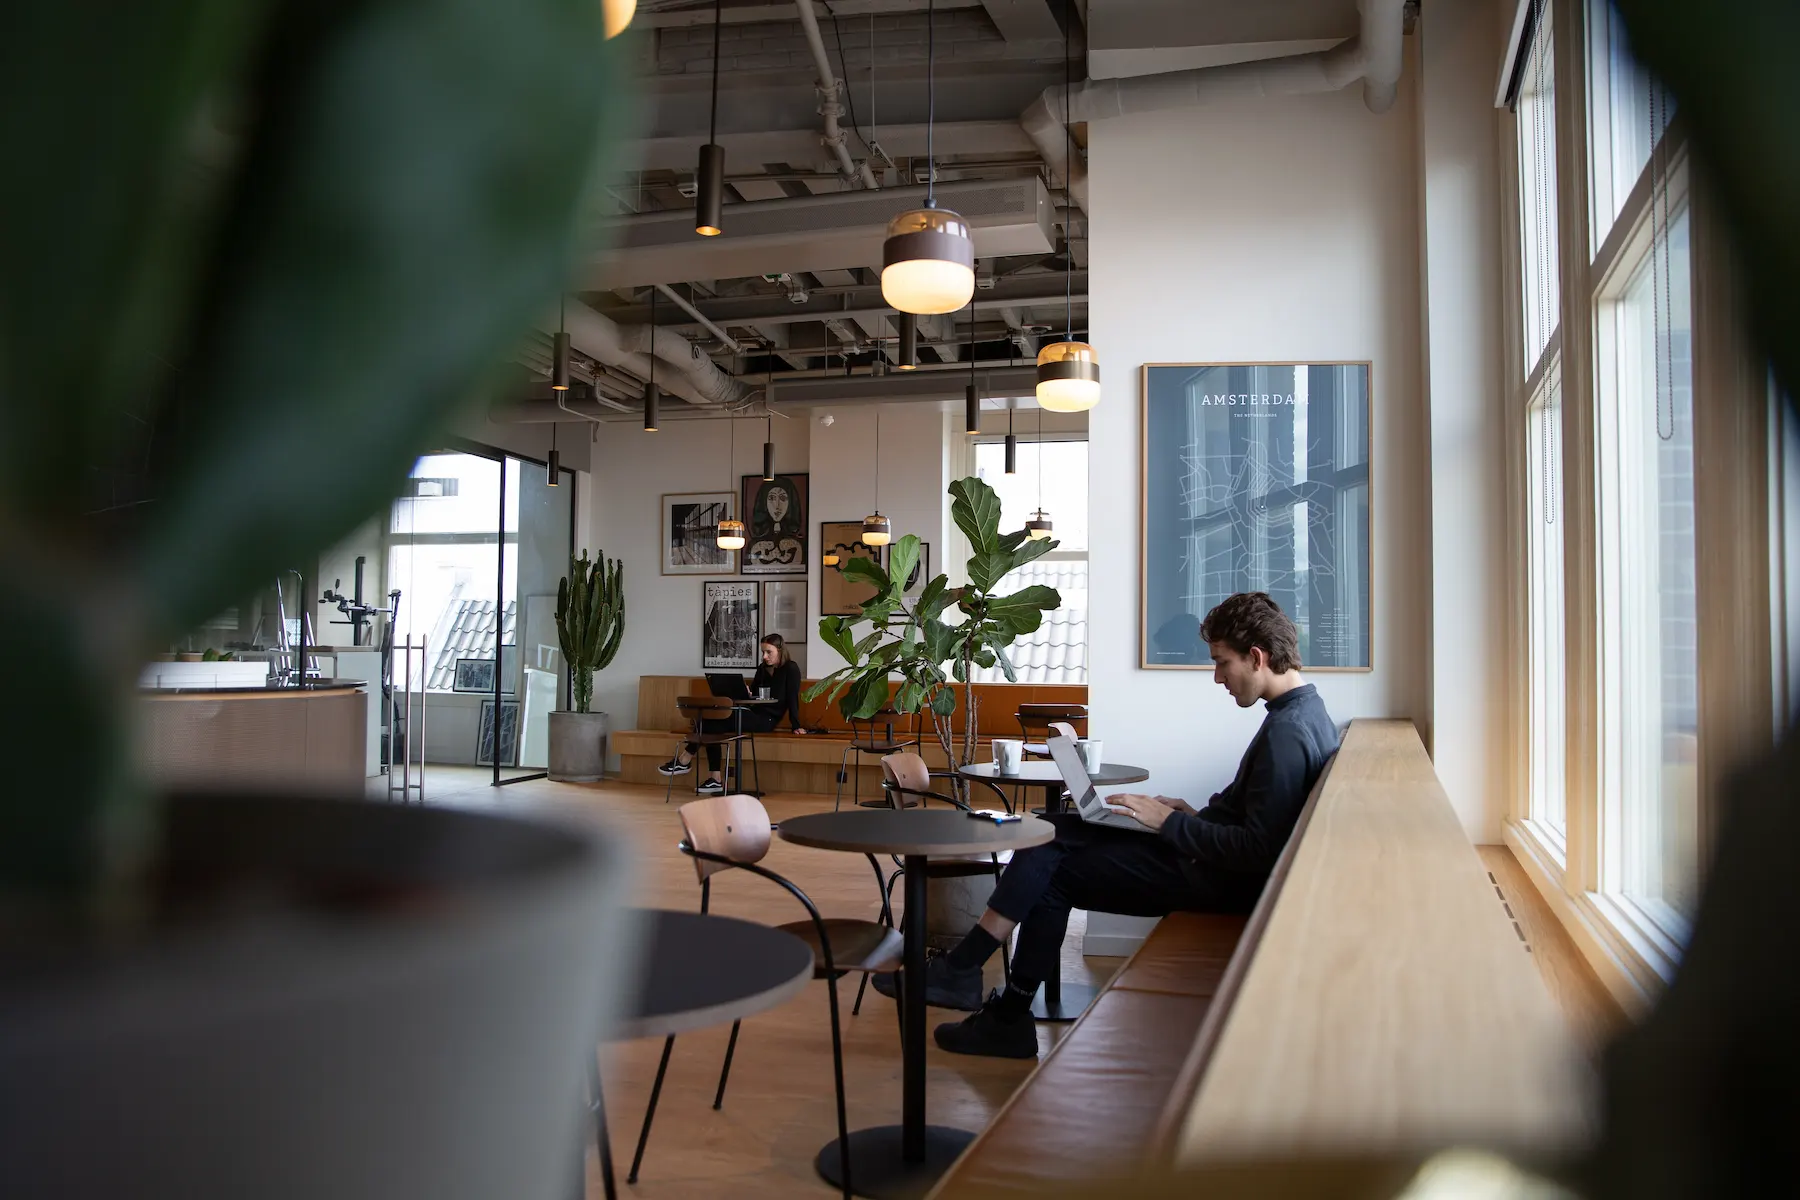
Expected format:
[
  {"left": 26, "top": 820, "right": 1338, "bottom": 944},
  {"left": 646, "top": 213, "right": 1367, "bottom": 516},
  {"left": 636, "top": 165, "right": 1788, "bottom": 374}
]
[
  {"left": 1023, "top": 0, "right": 1407, "bottom": 212},
  {"left": 655, "top": 283, "right": 741, "bottom": 353},
  {"left": 794, "top": 1, "right": 880, "bottom": 190},
  {"left": 547, "top": 299, "right": 747, "bottom": 407}
]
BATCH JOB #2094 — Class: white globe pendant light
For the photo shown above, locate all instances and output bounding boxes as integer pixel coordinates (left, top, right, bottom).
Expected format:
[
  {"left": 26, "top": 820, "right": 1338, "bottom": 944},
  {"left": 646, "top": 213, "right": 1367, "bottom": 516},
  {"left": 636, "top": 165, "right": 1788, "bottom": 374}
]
[
  {"left": 879, "top": 0, "right": 974, "bottom": 315},
  {"left": 602, "top": 0, "right": 636, "bottom": 40}
]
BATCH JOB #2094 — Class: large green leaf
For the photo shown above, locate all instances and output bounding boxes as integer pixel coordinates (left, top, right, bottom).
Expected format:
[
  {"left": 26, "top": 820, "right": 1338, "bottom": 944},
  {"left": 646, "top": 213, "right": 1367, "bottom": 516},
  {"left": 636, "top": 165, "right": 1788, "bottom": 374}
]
[
  {"left": 913, "top": 575, "right": 951, "bottom": 622},
  {"left": 991, "top": 642, "right": 1018, "bottom": 683},
  {"left": 949, "top": 476, "right": 1004, "bottom": 561},
  {"left": 885, "top": 535, "right": 920, "bottom": 594},
  {"left": 134, "top": 0, "right": 633, "bottom": 634},
  {"left": 985, "top": 585, "right": 1061, "bottom": 638},
  {"left": 816, "top": 615, "right": 858, "bottom": 662},
  {"left": 840, "top": 555, "right": 890, "bottom": 594},
  {"left": 930, "top": 686, "right": 958, "bottom": 717},
  {"left": 846, "top": 670, "right": 892, "bottom": 719}
]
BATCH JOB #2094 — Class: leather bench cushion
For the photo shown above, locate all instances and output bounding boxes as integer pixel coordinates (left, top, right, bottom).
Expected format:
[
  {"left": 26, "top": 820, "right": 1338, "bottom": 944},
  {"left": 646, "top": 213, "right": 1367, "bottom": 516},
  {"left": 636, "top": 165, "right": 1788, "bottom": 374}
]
[{"left": 1108, "top": 913, "right": 1247, "bottom": 997}]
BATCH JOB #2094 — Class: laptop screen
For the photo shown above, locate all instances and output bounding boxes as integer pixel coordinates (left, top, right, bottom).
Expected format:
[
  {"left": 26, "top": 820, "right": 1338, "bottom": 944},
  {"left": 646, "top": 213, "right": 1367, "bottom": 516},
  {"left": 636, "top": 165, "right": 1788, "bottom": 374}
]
[
  {"left": 705, "top": 673, "right": 749, "bottom": 700},
  {"left": 1047, "top": 736, "right": 1103, "bottom": 815}
]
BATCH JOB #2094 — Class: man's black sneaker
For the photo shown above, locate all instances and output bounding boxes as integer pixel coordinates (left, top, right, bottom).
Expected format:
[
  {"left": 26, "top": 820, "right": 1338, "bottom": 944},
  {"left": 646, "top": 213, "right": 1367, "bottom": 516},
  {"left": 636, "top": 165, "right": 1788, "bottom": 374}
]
[
  {"left": 656, "top": 758, "right": 692, "bottom": 776},
  {"left": 869, "top": 956, "right": 983, "bottom": 1011},
  {"left": 696, "top": 778, "right": 726, "bottom": 795},
  {"left": 933, "top": 996, "right": 1038, "bottom": 1060}
]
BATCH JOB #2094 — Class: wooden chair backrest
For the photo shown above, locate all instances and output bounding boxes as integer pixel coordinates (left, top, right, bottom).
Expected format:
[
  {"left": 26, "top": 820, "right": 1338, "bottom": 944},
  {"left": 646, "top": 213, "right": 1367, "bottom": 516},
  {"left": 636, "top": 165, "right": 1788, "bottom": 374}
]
[
  {"left": 880, "top": 752, "right": 931, "bottom": 808},
  {"left": 676, "top": 695, "right": 734, "bottom": 725},
  {"left": 1018, "top": 703, "right": 1087, "bottom": 738},
  {"left": 1049, "top": 720, "right": 1080, "bottom": 743},
  {"left": 678, "top": 793, "right": 772, "bottom": 883}
]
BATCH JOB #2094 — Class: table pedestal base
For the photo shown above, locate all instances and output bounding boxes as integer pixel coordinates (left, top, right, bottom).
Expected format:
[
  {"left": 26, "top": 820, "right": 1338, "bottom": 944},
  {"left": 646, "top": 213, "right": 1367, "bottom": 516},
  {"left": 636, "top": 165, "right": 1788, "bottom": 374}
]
[
  {"left": 814, "top": 1124, "right": 975, "bottom": 1199},
  {"left": 1031, "top": 980, "right": 1100, "bottom": 1023}
]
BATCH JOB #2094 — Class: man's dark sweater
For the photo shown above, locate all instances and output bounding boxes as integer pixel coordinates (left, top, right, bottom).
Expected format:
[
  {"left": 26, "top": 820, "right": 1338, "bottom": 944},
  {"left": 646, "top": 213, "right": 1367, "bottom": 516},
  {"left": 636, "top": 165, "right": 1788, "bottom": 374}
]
[{"left": 1157, "top": 683, "right": 1339, "bottom": 886}]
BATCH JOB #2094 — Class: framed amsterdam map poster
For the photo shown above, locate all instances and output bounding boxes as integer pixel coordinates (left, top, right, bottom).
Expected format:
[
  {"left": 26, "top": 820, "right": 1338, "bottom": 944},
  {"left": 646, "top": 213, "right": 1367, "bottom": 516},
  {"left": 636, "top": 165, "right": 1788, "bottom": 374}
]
[{"left": 1140, "top": 362, "right": 1372, "bottom": 671}]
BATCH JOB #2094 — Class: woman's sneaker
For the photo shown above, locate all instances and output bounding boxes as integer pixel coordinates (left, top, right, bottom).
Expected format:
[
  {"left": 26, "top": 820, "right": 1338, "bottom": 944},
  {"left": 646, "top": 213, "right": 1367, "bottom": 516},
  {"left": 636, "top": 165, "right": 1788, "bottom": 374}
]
[
  {"left": 696, "top": 778, "right": 726, "bottom": 795},
  {"left": 657, "top": 758, "right": 692, "bottom": 776}
]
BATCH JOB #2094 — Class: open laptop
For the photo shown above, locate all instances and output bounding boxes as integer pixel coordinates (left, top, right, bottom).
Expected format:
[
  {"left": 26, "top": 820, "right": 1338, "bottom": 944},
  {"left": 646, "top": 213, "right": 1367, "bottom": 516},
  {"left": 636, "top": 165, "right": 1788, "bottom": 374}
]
[
  {"left": 1047, "top": 735, "right": 1156, "bottom": 834},
  {"left": 705, "top": 672, "right": 751, "bottom": 701}
]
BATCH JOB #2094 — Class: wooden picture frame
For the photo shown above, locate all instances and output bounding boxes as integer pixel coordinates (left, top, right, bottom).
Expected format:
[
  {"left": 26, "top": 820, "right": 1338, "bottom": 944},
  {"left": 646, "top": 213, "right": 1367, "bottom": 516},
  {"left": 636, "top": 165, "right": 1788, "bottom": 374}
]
[
  {"left": 702, "top": 580, "right": 761, "bottom": 670},
  {"left": 820, "top": 520, "right": 886, "bottom": 616},
  {"left": 739, "top": 473, "right": 809, "bottom": 575},
  {"left": 661, "top": 492, "right": 737, "bottom": 576},
  {"left": 1140, "top": 362, "right": 1374, "bottom": 671}
]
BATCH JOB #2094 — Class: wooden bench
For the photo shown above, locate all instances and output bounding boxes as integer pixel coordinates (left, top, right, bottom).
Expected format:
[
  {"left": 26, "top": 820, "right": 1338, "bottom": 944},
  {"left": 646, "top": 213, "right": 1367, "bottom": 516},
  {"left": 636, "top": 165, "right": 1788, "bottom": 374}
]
[
  {"left": 930, "top": 719, "right": 1587, "bottom": 1196},
  {"left": 613, "top": 677, "right": 1088, "bottom": 794}
]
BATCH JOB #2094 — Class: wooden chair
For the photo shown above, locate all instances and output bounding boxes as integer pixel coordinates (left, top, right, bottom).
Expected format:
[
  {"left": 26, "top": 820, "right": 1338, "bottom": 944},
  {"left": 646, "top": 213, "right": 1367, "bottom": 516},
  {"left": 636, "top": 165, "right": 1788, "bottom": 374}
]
[
  {"left": 847, "top": 754, "right": 1014, "bottom": 1017},
  {"left": 835, "top": 707, "right": 920, "bottom": 810},
  {"left": 1017, "top": 702, "right": 1087, "bottom": 743},
  {"left": 621, "top": 793, "right": 901, "bottom": 1200},
  {"left": 667, "top": 695, "right": 753, "bottom": 801},
  {"left": 1024, "top": 718, "right": 1084, "bottom": 760}
]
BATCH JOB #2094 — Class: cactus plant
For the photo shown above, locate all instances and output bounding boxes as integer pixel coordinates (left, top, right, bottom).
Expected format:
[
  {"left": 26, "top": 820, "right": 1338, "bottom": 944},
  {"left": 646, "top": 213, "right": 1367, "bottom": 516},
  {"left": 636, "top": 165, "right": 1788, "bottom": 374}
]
[{"left": 556, "top": 550, "right": 624, "bottom": 715}]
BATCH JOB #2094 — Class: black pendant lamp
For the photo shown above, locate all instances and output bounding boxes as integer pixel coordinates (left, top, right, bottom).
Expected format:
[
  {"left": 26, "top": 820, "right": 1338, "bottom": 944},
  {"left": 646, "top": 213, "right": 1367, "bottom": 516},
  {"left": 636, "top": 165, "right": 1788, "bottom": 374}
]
[
  {"left": 862, "top": 409, "right": 891, "bottom": 546},
  {"left": 695, "top": 0, "right": 725, "bottom": 236},
  {"left": 717, "top": 417, "right": 745, "bottom": 549},
  {"left": 1026, "top": 402, "right": 1053, "bottom": 538},
  {"left": 762, "top": 414, "right": 774, "bottom": 481},
  {"left": 1004, "top": 400, "right": 1017, "bottom": 474},
  {"left": 643, "top": 287, "right": 660, "bottom": 431},
  {"left": 879, "top": 0, "right": 974, "bottom": 315},
  {"left": 964, "top": 304, "right": 980, "bottom": 435},
  {"left": 547, "top": 422, "right": 560, "bottom": 487},
  {"left": 1036, "top": 0, "right": 1100, "bottom": 412},
  {"left": 897, "top": 312, "right": 918, "bottom": 370}
]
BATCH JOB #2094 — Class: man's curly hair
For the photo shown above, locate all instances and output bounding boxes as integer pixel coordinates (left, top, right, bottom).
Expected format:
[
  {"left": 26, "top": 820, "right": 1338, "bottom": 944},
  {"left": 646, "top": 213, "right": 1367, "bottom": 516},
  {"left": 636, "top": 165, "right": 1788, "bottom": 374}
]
[{"left": 1199, "top": 592, "right": 1300, "bottom": 673}]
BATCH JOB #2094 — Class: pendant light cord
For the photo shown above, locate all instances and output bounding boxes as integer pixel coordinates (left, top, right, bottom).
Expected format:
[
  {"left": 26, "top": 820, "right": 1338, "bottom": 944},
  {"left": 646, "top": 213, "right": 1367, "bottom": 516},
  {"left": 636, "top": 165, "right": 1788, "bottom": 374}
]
[
  {"left": 648, "top": 286, "right": 655, "bottom": 387},
  {"left": 925, "top": 0, "right": 936, "bottom": 206},
  {"left": 708, "top": 0, "right": 722, "bottom": 145},
  {"left": 1063, "top": 0, "right": 1073, "bottom": 339},
  {"left": 1037, "top": 401, "right": 1044, "bottom": 507},
  {"left": 874, "top": 408, "right": 882, "bottom": 509}
]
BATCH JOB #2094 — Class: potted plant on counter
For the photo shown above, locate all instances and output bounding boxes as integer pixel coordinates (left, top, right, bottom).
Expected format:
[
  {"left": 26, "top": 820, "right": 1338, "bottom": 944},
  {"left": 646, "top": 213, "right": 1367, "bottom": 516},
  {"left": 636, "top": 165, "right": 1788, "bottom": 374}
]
[
  {"left": 550, "top": 549, "right": 625, "bottom": 782},
  {"left": 0, "top": 3, "right": 642, "bottom": 1198}
]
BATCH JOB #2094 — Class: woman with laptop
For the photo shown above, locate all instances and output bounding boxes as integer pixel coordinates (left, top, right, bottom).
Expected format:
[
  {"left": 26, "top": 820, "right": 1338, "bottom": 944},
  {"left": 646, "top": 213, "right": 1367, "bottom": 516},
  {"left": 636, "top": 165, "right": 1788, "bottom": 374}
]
[
  {"left": 875, "top": 593, "right": 1340, "bottom": 1059},
  {"left": 658, "top": 632, "right": 812, "bottom": 795}
]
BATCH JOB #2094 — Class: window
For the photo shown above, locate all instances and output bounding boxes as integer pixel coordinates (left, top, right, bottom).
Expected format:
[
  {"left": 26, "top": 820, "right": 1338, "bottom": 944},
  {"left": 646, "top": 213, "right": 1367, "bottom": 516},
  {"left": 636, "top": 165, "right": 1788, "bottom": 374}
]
[
  {"left": 1515, "top": 0, "right": 1560, "bottom": 373},
  {"left": 1526, "top": 358, "right": 1567, "bottom": 844},
  {"left": 970, "top": 433, "right": 1088, "bottom": 682},
  {"left": 1586, "top": 0, "right": 1672, "bottom": 252}
]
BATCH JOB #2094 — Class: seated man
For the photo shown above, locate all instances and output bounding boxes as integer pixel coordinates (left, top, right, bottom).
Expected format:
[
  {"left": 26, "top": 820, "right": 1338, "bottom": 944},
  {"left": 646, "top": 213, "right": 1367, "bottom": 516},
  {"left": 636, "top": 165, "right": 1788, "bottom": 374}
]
[{"left": 876, "top": 592, "right": 1339, "bottom": 1059}]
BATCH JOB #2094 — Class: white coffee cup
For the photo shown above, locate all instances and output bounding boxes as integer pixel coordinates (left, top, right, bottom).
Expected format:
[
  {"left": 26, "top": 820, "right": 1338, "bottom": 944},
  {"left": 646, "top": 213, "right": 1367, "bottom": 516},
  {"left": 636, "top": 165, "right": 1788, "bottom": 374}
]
[
  {"left": 993, "top": 739, "right": 1023, "bottom": 774},
  {"left": 1078, "top": 739, "right": 1104, "bottom": 772}
]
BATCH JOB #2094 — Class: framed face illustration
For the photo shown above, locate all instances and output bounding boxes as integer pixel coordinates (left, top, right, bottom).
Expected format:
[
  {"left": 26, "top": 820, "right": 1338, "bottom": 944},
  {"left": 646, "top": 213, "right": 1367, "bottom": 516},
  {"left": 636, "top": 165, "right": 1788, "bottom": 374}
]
[{"left": 739, "top": 473, "right": 808, "bottom": 575}]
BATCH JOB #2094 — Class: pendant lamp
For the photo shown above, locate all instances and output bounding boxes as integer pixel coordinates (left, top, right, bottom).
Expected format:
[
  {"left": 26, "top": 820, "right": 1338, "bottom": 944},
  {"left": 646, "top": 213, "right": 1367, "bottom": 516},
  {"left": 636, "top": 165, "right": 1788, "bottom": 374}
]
[
  {"left": 694, "top": 0, "right": 725, "bottom": 236},
  {"left": 602, "top": 0, "right": 636, "bottom": 40},
  {"left": 964, "top": 304, "right": 980, "bottom": 434},
  {"left": 716, "top": 419, "right": 746, "bottom": 549},
  {"left": 643, "top": 287, "right": 660, "bottom": 431},
  {"left": 1004, "top": 400, "right": 1017, "bottom": 474},
  {"left": 1036, "top": 1, "right": 1100, "bottom": 412},
  {"left": 879, "top": 0, "right": 974, "bottom": 315},
  {"left": 547, "top": 423, "right": 560, "bottom": 487},
  {"left": 862, "top": 409, "right": 891, "bottom": 546},
  {"left": 1026, "top": 402, "right": 1052, "bottom": 538},
  {"left": 762, "top": 411, "right": 774, "bottom": 481},
  {"left": 897, "top": 312, "right": 918, "bottom": 370}
]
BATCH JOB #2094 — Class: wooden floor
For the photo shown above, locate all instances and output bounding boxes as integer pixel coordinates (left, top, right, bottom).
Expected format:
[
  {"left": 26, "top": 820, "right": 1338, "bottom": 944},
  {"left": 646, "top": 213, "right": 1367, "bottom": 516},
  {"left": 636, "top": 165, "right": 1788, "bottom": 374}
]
[
  {"left": 408, "top": 771, "right": 1624, "bottom": 1197},
  {"left": 417, "top": 769, "right": 1116, "bottom": 1200}
]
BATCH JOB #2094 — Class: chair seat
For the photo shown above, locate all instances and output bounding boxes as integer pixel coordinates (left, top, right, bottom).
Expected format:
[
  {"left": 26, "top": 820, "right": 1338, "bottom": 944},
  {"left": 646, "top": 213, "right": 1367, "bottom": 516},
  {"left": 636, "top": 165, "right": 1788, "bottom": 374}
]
[
  {"left": 777, "top": 918, "right": 903, "bottom": 975},
  {"left": 848, "top": 738, "right": 918, "bottom": 754}
]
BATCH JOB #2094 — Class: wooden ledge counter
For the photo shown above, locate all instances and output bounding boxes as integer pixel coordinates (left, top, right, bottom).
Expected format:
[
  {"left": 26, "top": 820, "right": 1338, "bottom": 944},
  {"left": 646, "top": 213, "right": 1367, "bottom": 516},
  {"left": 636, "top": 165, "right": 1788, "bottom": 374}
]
[{"left": 139, "top": 680, "right": 368, "bottom": 796}]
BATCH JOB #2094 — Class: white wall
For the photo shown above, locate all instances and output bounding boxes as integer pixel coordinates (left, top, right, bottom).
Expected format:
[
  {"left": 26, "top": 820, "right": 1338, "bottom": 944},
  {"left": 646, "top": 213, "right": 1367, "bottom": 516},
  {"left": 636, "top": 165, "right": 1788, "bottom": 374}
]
[
  {"left": 1086, "top": 69, "right": 1432, "bottom": 820},
  {"left": 1417, "top": 0, "right": 1509, "bottom": 841},
  {"left": 589, "top": 411, "right": 812, "bottom": 740}
]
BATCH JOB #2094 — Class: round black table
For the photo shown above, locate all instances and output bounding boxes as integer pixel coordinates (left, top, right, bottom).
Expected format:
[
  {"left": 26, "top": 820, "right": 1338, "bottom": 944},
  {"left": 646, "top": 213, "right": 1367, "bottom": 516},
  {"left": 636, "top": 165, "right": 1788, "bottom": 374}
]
[
  {"left": 588, "top": 909, "right": 813, "bottom": 1200},
  {"left": 778, "top": 810, "right": 1055, "bottom": 1199},
  {"left": 952, "top": 761, "right": 1152, "bottom": 1024}
]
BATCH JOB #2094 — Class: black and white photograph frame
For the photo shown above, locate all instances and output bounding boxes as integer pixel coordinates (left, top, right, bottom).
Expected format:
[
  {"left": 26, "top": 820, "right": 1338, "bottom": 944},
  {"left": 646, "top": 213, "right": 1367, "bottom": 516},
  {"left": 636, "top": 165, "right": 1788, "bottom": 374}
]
[
  {"left": 661, "top": 491, "right": 737, "bottom": 576},
  {"left": 475, "top": 699, "right": 520, "bottom": 767},
  {"left": 739, "top": 473, "right": 808, "bottom": 576},
  {"left": 760, "top": 579, "right": 808, "bottom": 673},
  {"left": 702, "top": 580, "right": 761, "bottom": 670},
  {"left": 452, "top": 657, "right": 495, "bottom": 693}
]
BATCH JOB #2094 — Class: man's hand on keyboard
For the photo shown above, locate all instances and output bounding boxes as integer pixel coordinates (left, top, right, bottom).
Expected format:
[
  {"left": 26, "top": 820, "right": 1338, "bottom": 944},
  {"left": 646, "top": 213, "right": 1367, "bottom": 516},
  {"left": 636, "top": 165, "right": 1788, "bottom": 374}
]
[{"left": 1107, "top": 793, "right": 1175, "bottom": 831}]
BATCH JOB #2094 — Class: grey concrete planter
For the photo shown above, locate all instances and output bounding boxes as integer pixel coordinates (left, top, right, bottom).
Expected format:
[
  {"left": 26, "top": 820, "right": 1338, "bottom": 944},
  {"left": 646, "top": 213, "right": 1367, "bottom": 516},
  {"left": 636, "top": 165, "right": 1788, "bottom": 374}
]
[
  {"left": 548, "top": 710, "right": 610, "bottom": 782},
  {"left": 0, "top": 791, "right": 642, "bottom": 1200}
]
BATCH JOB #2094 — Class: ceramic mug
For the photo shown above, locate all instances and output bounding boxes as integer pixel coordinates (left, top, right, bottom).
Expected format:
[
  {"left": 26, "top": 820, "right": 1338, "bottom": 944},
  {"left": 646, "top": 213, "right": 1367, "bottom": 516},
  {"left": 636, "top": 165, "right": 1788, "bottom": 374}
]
[
  {"left": 1078, "top": 738, "right": 1104, "bottom": 772},
  {"left": 993, "top": 739, "right": 1023, "bottom": 774}
]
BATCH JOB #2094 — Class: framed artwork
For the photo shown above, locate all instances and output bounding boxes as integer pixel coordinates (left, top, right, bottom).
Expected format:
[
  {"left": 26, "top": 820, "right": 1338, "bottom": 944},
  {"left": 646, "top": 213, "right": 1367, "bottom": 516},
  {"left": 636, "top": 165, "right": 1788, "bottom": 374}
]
[
  {"left": 452, "top": 657, "right": 494, "bottom": 693},
  {"left": 702, "top": 580, "right": 761, "bottom": 670},
  {"left": 760, "top": 579, "right": 808, "bottom": 674},
  {"left": 1141, "top": 362, "right": 1373, "bottom": 671},
  {"left": 820, "top": 520, "right": 886, "bottom": 616},
  {"left": 661, "top": 492, "right": 736, "bottom": 576},
  {"left": 476, "top": 699, "right": 520, "bottom": 767},
  {"left": 739, "top": 473, "right": 808, "bottom": 575}
]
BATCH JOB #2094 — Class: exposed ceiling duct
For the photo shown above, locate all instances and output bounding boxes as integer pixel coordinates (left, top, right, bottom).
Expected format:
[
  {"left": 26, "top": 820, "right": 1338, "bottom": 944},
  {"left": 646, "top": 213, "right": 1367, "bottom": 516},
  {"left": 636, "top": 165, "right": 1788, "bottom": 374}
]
[
  {"left": 546, "top": 299, "right": 749, "bottom": 407},
  {"left": 1024, "top": 0, "right": 1408, "bottom": 212},
  {"left": 586, "top": 178, "right": 1055, "bottom": 289},
  {"left": 793, "top": 0, "right": 881, "bottom": 190}
]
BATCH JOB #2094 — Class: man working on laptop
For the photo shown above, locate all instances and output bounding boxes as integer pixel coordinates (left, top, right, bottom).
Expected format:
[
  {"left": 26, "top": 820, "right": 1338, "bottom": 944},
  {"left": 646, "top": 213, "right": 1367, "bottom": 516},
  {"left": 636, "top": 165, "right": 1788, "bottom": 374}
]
[{"left": 876, "top": 592, "right": 1338, "bottom": 1059}]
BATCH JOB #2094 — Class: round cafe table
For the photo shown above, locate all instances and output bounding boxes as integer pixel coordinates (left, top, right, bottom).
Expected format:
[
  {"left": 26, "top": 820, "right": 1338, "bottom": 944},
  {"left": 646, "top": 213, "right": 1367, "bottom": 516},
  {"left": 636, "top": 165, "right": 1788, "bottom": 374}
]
[
  {"left": 588, "top": 908, "right": 814, "bottom": 1200},
  {"left": 953, "top": 760, "right": 1152, "bottom": 1024},
  {"left": 779, "top": 810, "right": 1055, "bottom": 1199}
]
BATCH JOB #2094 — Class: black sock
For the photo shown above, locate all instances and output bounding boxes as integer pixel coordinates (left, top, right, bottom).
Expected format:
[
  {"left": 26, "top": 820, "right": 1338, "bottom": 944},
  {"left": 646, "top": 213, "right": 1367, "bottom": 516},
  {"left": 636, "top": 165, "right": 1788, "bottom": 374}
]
[
  {"left": 944, "top": 926, "right": 1002, "bottom": 972},
  {"left": 991, "top": 979, "right": 1037, "bottom": 1022}
]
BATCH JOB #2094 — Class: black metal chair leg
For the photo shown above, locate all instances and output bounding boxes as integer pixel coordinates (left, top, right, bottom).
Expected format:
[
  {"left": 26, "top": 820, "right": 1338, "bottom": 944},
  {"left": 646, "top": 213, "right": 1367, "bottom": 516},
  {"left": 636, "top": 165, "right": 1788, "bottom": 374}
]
[
  {"left": 712, "top": 1019, "right": 741, "bottom": 1110},
  {"left": 626, "top": 1035, "right": 675, "bottom": 1184},
  {"left": 823, "top": 973, "right": 854, "bottom": 1200},
  {"left": 834, "top": 743, "right": 852, "bottom": 809},
  {"left": 588, "top": 1056, "right": 617, "bottom": 1200},
  {"left": 851, "top": 970, "right": 871, "bottom": 1016}
]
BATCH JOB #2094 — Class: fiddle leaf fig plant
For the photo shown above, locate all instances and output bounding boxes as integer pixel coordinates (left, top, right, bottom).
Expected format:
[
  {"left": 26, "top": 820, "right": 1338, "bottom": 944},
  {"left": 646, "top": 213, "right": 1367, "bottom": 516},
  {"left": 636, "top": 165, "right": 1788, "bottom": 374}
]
[
  {"left": 556, "top": 550, "right": 625, "bottom": 715},
  {"left": 806, "top": 476, "right": 1062, "bottom": 771},
  {"left": 0, "top": 0, "right": 632, "bottom": 919}
]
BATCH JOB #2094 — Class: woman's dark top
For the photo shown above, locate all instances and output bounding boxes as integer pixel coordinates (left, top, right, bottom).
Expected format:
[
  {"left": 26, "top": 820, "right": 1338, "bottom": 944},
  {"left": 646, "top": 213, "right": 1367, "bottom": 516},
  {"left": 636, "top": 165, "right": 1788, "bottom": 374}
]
[{"left": 750, "top": 659, "right": 804, "bottom": 731}]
